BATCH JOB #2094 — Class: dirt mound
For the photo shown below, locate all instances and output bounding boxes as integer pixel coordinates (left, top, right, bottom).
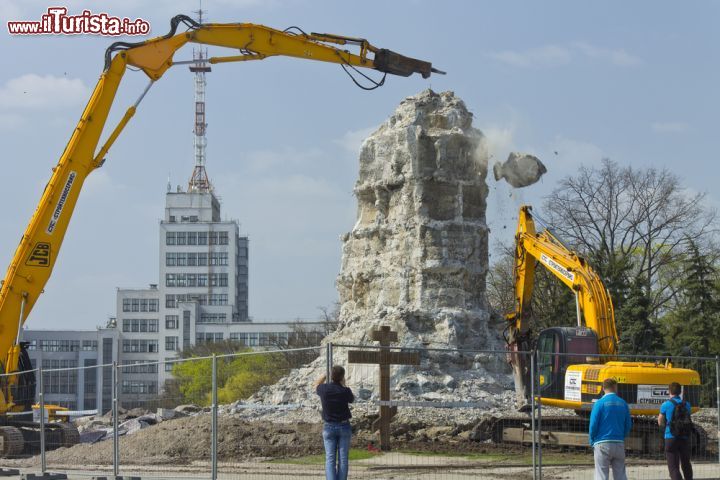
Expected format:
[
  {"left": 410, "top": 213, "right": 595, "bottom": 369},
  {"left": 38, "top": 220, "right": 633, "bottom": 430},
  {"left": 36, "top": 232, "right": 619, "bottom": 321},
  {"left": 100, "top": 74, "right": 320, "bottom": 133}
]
[{"left": 47, "top": 414, "right": 323, "bottom": 465}]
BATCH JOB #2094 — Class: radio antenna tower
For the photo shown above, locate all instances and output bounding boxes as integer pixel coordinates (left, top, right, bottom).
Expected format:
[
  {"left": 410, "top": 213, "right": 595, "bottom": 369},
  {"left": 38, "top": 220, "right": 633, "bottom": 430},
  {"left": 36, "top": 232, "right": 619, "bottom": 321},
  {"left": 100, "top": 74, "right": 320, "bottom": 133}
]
[{"left": 188, "top": 5, "right": 212, "bottom": 192}]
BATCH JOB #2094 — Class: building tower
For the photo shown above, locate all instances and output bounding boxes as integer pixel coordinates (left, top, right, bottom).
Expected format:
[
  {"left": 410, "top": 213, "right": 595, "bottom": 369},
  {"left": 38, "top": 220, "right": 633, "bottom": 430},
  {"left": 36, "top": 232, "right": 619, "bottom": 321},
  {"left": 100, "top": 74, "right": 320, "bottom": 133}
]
[{"left": 188, "top": 8, "right": 212, "bottom": 192}]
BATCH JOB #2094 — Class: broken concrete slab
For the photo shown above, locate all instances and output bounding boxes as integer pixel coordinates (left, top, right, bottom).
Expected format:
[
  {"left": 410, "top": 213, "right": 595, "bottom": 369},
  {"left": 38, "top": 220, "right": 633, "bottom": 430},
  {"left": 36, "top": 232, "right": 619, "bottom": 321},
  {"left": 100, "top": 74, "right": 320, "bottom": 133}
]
[{"left": 493, "top": 152, "right": 547, "bottom": 188}]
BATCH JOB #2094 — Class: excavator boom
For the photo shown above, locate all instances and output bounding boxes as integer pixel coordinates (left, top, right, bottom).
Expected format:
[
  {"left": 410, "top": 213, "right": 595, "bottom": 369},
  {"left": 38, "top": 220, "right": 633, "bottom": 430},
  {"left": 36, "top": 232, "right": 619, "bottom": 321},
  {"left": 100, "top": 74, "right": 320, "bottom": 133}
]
[{"left": 0, "top": 15, "right": 440, "bottom": 416}]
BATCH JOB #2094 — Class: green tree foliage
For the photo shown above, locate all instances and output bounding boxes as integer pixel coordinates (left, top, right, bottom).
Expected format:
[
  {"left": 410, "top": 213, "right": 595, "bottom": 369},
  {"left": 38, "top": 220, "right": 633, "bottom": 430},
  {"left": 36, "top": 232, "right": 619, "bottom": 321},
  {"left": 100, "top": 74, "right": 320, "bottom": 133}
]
[
  {"left": 665, "top": 240, "right": 720, "bottom": 357},
  {"left": 168, "top": 343, "right": 285, "bottom": 406},
  {"left": 616, "top": 277, "right": 664, "bottom": 355}
]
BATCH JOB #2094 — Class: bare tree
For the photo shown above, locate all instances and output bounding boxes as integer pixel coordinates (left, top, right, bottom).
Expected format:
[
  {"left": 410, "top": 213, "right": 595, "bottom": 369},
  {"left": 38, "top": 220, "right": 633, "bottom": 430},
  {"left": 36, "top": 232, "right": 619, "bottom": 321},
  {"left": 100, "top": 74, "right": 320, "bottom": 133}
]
[
  {"left": 271, "top": 303, "right": 341, "bottom": 368},
  {"left": 542, "top": 158, "right": 716, "bottom": 318}
]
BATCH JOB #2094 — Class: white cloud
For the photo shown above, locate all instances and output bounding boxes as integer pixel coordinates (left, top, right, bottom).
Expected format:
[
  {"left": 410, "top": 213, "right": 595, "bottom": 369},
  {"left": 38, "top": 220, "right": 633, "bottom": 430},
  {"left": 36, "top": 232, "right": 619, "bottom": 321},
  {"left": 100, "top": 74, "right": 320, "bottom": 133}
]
[
  {"left": 488, "top": 45, "right": 572, "bottom": 68},
  {"left": 572, "top": 42, "right": 641, "bottom": 67},
  {"left": 0, "top": 74, "right": 90, "bottom": 110},
  {"left": 488, "top": 42, "right": 641, "bottom": 68},
  {"left": 334, "top": 126, "right": 377, "bottom": 154},
  {"left": 651, "top": 122, "right": 689, "bottom": 133}
]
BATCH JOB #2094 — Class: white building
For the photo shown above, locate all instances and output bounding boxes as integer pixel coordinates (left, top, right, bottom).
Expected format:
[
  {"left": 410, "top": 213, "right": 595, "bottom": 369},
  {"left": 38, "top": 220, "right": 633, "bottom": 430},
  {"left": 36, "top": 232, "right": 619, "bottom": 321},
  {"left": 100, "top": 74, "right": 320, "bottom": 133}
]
[{"left": 21, "top": 46, "right": 327, "bottom": 412}]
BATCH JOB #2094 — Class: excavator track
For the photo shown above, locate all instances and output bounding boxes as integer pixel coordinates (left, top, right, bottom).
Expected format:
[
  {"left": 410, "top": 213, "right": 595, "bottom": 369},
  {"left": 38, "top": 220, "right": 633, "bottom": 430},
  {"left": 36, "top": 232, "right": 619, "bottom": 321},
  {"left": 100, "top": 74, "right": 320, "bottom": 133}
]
[
  {"left": 490, "top": 415, "right": 708, "bottom": 456},
  {"left": 0, "top": 426, "right": 24, "bottom": 458},
  {"left": 54, "top": 422, "right": 80, "bottom": 448}
]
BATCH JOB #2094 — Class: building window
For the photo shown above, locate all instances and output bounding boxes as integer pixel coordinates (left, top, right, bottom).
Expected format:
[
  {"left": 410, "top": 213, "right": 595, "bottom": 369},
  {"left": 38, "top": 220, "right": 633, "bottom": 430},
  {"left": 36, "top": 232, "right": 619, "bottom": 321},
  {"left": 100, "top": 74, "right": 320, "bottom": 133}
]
[
  {"left": 166, "top": 295, "right": 176, "bottom": 309},
  {"left": 121, "top": 360, "right": 158, "bottom": 374},
  {"left": 198, "top": 232, "right": 208, "bottom": 245},
  {"left": 207, "top": 294, "right": 228, "bottom": 306},
  {"left": 164, "top": 359, "right": 174, "bottom": 372},
  {"left": 41, "top": 360, "right": 78, "bottom": 394},
  {"left": 176, "top": 232, "right": 186, "bottom": 246},
  {"left": 38, "top": 340, "right": 80, "bottom": 352},
  {"left": 219, "top": 231, "right": 229, "bottom": 245},
  {"left": 198, "top": 253, "right": 208, "bottom": 266},
  {"left": 198, "top": 313, "right": 227, "bottom": 324},
  {"left": 122, "top": 319, "right": 158, "bottom": 333},
  {"left": 210, "top": 252, "right": 228, "bottom": 266},
  {"left": 122, "top": 298, "right": 131, "bottom": 312},
  {"left": 166, "top": 232, "right": 176, "bottom": 245},
  {"left": 187, "top": 232, "right": 197, "bottom": 245},
  {"left": 196, "top": 332, "right": 223, "bottom": 344},
  {"left": 165, "top": 336, "right": 179, "bottom": 351},
  {"left": 183, "top": 311, "right": 191, "bottom": 349},
  {"left": 81, "top": 340, "right": 98, "bottom": 351},
  {"left": 166, "top": 253, "right": 176, "bottom": 266},
  {"left": 165, "top": 315, "right": 179, "bottom": 329},
  {"left": 122, "top": 340, "right": 158, "bottom": 353},
  {"left": 149, "top": 299, "right": 159, "bottom": 312},
  {"left": 247, "top": 332, "right": 258, "bottom": 347},
  {"left": 121, "top": 380, "right": 158, "bottom": 395}
]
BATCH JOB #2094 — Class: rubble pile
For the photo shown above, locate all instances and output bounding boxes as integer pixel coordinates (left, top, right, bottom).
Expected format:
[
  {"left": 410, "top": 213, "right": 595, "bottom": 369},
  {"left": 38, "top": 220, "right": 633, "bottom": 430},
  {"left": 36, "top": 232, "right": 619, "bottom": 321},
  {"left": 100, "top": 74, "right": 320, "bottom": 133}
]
[
  {"left": 253, "top": 90, "right": 514, "bottom": 414},
  {"left": 49, "top": 91, "right": 522, "bottom": 464}
]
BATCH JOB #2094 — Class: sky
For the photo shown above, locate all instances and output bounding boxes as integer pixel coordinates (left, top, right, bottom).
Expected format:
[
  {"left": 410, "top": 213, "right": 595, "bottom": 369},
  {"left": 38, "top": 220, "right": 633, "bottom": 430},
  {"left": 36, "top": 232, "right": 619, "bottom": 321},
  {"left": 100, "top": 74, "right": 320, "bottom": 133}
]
[{"left": 0, "top": 0, "right": 718, "bottom": 329}]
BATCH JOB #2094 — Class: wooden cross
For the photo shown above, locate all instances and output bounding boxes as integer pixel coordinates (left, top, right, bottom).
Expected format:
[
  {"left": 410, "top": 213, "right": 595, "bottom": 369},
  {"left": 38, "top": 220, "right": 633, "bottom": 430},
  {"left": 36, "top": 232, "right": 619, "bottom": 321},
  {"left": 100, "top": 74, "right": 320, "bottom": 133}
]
[{"left": 348, "top": 326, "right": 420, "bottom": 451}]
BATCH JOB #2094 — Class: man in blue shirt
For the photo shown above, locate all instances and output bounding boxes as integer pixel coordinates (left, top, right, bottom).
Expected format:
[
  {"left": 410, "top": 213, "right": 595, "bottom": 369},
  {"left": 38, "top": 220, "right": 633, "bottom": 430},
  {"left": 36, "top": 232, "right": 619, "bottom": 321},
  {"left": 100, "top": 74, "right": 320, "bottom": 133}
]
[
  {"left": 589, "top": 378, "right": 632, "bottom": 480},
  {"left": 658, "top": 382, "right": 693, "bottom": 480}
]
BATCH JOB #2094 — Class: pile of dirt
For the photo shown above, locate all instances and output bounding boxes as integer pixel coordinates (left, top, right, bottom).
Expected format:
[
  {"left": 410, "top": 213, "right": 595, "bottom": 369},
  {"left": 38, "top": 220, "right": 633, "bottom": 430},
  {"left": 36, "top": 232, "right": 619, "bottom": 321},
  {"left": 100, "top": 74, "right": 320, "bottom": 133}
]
[
  {"left": 43, "top": 410, "right": 531, "bottom": 466},
  {"left": 48, "top": 414, "right": 325, "bottom": 465}
]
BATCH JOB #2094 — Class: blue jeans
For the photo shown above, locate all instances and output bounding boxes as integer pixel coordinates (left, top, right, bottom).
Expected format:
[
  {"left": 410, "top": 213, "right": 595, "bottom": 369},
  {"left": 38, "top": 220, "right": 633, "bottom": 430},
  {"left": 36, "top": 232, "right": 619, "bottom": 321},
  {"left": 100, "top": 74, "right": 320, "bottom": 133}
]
[{"left": 322, "top": 421, "right": 351, "bottom": 480}]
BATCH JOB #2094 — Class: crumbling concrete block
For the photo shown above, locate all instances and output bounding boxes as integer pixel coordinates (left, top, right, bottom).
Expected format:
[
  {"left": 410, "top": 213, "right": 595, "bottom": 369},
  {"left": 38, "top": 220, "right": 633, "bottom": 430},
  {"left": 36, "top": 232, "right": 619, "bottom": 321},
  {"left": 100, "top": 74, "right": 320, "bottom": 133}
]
[{"left": 493, "top": 152, "right": 547, "bottom": 188}]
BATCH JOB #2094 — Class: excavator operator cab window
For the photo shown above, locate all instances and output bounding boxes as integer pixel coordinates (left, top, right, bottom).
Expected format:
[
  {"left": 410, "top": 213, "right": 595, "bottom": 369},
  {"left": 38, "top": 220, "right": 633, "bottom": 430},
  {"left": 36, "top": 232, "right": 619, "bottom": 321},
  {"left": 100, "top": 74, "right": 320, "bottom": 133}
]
[{"left": 537, "top": 331, "right": 560, "bottom": 394}]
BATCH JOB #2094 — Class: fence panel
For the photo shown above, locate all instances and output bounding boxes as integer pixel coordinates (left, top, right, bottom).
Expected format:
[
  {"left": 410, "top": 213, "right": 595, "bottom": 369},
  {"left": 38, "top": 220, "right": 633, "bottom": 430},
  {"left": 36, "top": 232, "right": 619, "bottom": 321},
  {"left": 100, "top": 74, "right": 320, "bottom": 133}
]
[
  {"left": 217, "top": 346, "right": 324, "bottom": 479},
  {"left": 0, "top": 369, "right": 41, "bottom": 475},
  {"left": 535, "top": 351, "right": 720, "bottom": 480},
  {"left": 317, "top": 344, "right": 537, "bottom": 480},
  {"left": 113, "top": 357, "right": 212, "bottom": 479},
  {"left": 39, "top": 362, "right": 111, "bottom": 478}
]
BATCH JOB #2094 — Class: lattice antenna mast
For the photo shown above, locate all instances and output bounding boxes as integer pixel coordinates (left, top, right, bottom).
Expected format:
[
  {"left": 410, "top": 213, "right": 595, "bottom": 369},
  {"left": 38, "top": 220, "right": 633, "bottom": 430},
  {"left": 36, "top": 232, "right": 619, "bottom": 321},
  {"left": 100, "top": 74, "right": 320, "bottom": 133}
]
[{"left": 188, "top": 7, "right": 212, "bottom": 192}]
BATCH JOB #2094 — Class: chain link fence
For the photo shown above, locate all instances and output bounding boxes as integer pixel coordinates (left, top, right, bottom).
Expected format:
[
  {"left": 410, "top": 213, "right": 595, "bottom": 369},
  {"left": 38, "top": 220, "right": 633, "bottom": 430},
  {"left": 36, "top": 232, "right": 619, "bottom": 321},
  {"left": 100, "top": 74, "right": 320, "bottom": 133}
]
[{"left": 0, "top": 345, "right": 718, "bottom": 479}]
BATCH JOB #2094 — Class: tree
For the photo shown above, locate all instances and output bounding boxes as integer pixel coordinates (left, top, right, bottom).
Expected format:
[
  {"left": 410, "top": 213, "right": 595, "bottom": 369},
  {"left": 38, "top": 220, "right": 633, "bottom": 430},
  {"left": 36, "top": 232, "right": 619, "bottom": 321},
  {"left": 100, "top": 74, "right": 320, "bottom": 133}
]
[
  {"left": 616, "top": 276, "right": 664, "bottom": 355},
  {"left": 168, "top": 345, "right": 285, "bottom": 406},
  {"left": 543, "top": 158, "right": 715, "bottom": 319},
  {"left": 665, "top": 239, "right": 720, "bottom": 357},
  {"left": 487, "top": 159, "right": 717, "bottom": 355}
]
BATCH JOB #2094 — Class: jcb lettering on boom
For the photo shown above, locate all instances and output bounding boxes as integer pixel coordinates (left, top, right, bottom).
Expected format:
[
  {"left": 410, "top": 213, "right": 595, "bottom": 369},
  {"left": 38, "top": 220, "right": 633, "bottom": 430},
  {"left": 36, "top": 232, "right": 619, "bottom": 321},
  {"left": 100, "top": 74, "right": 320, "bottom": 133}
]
[{"left": 26, "top": 243, "right": 51, "bottom": 267}]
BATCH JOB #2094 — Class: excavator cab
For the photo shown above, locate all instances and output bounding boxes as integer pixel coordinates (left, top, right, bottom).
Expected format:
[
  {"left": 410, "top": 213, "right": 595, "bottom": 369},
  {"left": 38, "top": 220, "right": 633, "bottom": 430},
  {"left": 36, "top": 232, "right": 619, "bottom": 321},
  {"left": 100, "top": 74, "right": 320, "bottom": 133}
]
[{"left": 537, "top": 327, "right": 600, "bottom": 399}]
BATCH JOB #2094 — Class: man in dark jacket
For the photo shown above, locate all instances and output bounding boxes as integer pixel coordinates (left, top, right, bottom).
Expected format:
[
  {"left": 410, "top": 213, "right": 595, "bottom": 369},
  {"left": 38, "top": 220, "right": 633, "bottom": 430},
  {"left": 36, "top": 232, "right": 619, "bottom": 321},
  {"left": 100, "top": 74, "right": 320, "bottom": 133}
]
[{"left": 315, "top": 365, "right": 354, "bottom": 480}]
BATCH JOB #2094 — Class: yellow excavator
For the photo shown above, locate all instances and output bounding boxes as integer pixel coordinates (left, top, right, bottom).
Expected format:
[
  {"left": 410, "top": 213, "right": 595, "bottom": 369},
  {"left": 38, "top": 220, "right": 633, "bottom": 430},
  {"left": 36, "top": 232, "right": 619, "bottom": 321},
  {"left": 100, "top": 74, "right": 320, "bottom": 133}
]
[
  {"left": 0, "top": 14, "right": 441, "bottom": 456},
  {"left": 499, "top": 205, "right": 704, "bottom": 452}
]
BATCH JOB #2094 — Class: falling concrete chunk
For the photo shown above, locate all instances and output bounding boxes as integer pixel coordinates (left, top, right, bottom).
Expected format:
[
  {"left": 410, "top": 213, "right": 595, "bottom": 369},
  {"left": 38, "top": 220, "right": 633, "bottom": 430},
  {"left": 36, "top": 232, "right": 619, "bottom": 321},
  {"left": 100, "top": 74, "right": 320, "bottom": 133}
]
[{"left": 493, "top": 152, "right": 547, "bottom": 188}]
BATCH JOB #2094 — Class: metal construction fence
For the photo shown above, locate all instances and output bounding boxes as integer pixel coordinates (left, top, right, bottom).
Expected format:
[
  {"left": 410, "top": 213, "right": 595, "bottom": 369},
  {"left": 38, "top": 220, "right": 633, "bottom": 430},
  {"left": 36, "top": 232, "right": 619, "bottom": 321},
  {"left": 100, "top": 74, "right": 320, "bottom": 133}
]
[{"left": 0, "top": 344, "right": 717, "bottom": 479}]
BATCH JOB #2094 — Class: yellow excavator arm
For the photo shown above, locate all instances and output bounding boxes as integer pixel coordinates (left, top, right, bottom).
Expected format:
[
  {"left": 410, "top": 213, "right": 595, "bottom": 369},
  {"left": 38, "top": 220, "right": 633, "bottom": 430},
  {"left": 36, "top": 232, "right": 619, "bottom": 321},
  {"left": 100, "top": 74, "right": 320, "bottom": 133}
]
[
  {"left": 0, "top": 15, "right": 441, "bottom": 406},
  {"left": 506, "top": 205, "right": 618, "bottom": 356}
]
